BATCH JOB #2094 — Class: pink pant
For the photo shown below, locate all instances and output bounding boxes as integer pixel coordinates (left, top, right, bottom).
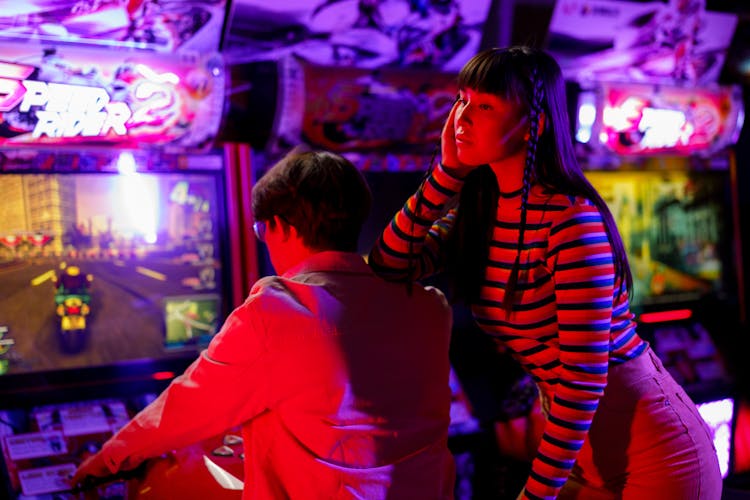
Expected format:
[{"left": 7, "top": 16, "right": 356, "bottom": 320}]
[{"left": 557, "top": 347, "right": 722, "bottom": 500}]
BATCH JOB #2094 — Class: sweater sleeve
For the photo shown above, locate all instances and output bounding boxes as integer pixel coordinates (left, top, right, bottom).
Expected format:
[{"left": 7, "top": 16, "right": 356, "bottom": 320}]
[
  {"left": 523, "top": 204, "right": 615, "bottom": 499},
  {"left": 99, "top": 300, "right": 269, "bottom": 473},
  {"left": 368, "top": 163, "right": 464, "bottom": 281}
]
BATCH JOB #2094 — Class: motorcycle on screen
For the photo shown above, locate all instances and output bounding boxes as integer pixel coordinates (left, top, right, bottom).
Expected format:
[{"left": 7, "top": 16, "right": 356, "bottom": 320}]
[{"left": 53, "top": 265, "right": 93, "bottom": 353}]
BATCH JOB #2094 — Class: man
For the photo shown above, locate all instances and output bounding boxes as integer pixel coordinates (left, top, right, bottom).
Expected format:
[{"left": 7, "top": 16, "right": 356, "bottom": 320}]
[{"left": 70, "top": 150, "right": 456, "bottom": 499}]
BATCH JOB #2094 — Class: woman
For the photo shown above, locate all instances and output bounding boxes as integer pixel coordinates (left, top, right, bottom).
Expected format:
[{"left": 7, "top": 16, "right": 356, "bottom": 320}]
[{"left": 368, "top": 46, "right": 721, "bottom": 499}]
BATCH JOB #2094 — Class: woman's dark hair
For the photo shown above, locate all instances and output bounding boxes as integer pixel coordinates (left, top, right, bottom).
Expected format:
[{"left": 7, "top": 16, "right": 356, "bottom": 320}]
[
  {"left": 252, "top": 150, "right": 372, "bottom": 252},
  {"left": 444, "top": 46, "right": 633, "bottom": 310}
]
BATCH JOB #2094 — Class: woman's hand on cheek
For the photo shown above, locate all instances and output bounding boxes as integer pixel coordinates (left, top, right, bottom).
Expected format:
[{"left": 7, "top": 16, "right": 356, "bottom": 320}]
[{"left": 440, "top": 100, "right": 472, "bottom": 178}]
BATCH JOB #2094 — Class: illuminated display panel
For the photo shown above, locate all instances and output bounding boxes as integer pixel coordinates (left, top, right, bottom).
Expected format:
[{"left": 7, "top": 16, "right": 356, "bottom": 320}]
[
  {"left": 0, "top": 43, "right": 224, "bottom": 151},
  {"left": 0, "top": 170, "right": 229, "bottom": 378},
  {"left": 585, "top": 168, "right": 735, "bottom": 311},
  {"left": 576, "top": 82, "right": 744, "bottom": 157}
]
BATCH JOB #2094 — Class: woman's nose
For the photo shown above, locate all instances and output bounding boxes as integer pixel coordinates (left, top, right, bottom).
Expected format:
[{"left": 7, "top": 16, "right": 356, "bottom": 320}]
[{"left": 456, "top": 103, "right": 472, "bottom": 125}]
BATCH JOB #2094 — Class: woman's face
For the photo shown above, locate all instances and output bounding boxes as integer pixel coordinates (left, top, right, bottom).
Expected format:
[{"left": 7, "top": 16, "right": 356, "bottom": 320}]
[{"left": 454, "top": 88, "right": 528, "bottom": 167}]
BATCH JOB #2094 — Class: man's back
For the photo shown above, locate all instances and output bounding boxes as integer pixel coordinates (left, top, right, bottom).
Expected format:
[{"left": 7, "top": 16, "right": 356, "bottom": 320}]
[
  {"left": 234, "top": 251, "right": 455, "bottom": 499},
  {"left": 69, "top": 151, "right": 455, "bottom": 500}
]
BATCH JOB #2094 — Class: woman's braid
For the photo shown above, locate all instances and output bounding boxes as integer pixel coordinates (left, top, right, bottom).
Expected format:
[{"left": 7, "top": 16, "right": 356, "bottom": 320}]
[{"left": 503, "top": 67, "right": 545, "bottom": 313}]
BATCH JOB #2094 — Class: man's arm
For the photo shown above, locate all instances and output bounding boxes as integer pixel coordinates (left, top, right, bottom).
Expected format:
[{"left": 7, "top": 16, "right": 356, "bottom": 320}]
[{"left": 71, "top": 301, "right": 268, "bottom": 485}]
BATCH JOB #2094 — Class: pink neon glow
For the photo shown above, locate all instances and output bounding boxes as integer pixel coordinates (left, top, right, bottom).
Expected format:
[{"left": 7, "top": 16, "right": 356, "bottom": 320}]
[
  {"left": 639, "top": 309, "right": 693, "bottom": 323},
  {"left": 0, "top": 61, "right": 35, "bottom": 79}
]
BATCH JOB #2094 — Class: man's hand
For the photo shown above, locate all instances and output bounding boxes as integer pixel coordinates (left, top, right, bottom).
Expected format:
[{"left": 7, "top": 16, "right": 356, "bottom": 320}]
[{"left": 69, "top": 451, "right": 112, "bottom": 490}]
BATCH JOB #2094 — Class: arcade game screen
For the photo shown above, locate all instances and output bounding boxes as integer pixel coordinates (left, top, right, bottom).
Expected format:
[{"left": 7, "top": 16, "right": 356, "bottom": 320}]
[
  {"left": 0, "top": 171, "right": 228, "bottom": 378},
  {"left": 585, "top": 168, "right": 734, "bottom": 312}
]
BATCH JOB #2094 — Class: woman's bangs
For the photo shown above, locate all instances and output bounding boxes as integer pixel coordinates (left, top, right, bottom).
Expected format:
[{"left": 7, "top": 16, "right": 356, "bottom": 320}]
[{"left": 457, "top": 52, "right": 526, "bottom": 101}]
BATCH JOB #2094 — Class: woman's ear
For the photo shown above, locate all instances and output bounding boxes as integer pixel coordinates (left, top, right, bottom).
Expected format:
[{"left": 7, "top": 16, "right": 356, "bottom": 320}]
[
  {"left": 538, "top": 111, "right": 546, "bottom": 136},
  {"left": 523, "top": 113, "right": 545, "bottom": 142}
]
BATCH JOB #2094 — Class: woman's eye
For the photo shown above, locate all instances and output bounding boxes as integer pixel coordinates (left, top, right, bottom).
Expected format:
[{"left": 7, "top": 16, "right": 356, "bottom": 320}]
[{"left": 479, "top": 103, "right": 492, "bottom": 110}]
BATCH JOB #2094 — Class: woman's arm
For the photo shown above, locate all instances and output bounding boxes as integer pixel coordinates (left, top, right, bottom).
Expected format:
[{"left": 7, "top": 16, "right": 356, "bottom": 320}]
[
  {"left": 368, "top": 163, "right": 464, "bottom": 281},
  {"left": 523, "top": 203, "right": 615, "bottom": 499}
]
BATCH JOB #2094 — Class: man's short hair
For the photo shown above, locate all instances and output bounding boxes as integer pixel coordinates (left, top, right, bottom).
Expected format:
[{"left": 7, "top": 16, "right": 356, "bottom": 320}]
[{"left": 251, "top": 150, "right": 372, "bottom": 252}]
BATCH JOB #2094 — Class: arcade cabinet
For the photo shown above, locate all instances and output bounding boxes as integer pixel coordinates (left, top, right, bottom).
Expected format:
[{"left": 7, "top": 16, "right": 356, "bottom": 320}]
[
  {"left": 0, "top": 38, "right": 255, "bottom": 498},
  {"left": 573, "top": 80, "right": 745, "bottom": 479}
]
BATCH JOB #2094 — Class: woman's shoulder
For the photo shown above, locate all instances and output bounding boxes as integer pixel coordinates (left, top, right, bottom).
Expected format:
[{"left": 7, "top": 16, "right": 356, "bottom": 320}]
[
  {"left": 527, "top": 188, "right": 604, "bottom": 231},
  {"left": 529, "top": 184, "right": 596, "bottom": 211}
]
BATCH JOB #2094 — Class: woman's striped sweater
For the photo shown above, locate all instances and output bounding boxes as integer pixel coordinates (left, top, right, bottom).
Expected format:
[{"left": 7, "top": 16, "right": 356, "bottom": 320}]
[{"left": 369, "top": 164, "right": 648, "bottom": 499}]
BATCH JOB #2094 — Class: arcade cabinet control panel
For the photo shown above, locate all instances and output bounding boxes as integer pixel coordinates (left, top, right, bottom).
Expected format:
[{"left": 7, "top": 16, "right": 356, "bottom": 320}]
[
  {"left": 1, "top": 398, "right": 144, "bottom": 498},
  {"left": 0, "top": 396, "right": 246, "bottom": 499},
  {"left": 0, "top": 370, "right": 479, "bottom": 499}
]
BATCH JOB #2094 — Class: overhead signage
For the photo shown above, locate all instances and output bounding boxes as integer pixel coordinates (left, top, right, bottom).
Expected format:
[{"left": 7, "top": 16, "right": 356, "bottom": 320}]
[
  {"left": 223, "top": 0, "right": 491, "bottom": 71},
  {"left": 576, "top": 81, "right": 744, "bottom": 156},
  {"left": 546, "top": 0, "right": 737, "bottom": 86},
  {"left": 0, "top": 1, "right": 226, "bottom": 54},
  {"left": 277, "top": 56, "right": 458, "bottom": 153}
]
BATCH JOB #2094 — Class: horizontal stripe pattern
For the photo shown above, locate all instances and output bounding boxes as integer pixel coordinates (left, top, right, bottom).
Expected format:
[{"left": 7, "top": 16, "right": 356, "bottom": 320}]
[{"left": 368, "top": 164, "right": 647, "bottom": 499}]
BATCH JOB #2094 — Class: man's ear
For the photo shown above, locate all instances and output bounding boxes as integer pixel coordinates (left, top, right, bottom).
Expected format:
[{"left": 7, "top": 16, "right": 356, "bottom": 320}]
[{"left": 273, "top": 215, "right": 295, "bottom": 241}]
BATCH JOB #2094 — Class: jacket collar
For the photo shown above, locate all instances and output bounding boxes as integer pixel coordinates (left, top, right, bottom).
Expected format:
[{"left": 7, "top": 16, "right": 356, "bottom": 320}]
[{"left": 282, "top": 251, "right": 371, "bottom": 280}]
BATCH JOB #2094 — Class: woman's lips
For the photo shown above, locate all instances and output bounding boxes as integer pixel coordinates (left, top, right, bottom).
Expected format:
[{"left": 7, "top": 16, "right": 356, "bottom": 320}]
[{"left": 455, "top": 135, "right": 471, "bottom": 145}]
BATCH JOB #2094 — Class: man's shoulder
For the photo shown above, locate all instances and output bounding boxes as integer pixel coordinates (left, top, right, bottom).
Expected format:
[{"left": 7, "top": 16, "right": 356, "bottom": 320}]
[
  {"left": 248, "top": 275, "right": 284, "bottom": 295},
  {"left": 245, "top": 275, "right": 300, "bottom": 308},
  {"left": 419, "top": 284, "right": 450, "bottom": 308},
  {"left": 246, "top": 272, "right": 450, "bottom": 319},
  {"left": 379, "top": 280, "right": 451, "bottom": 314}
]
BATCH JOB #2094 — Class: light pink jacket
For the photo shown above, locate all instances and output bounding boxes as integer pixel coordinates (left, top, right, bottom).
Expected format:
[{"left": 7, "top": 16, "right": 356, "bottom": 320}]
[{"left": 99, "top": 251, "right": 455, "bottom": 499}]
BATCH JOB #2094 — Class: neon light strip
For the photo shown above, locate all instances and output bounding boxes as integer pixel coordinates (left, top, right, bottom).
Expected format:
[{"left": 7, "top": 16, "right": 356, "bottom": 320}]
[
  {"left": 639, "top": 309, "right": 693, "bottom": 323},
  {"left": 151, "top": 371, "right": 176, "bottom": 381}
]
